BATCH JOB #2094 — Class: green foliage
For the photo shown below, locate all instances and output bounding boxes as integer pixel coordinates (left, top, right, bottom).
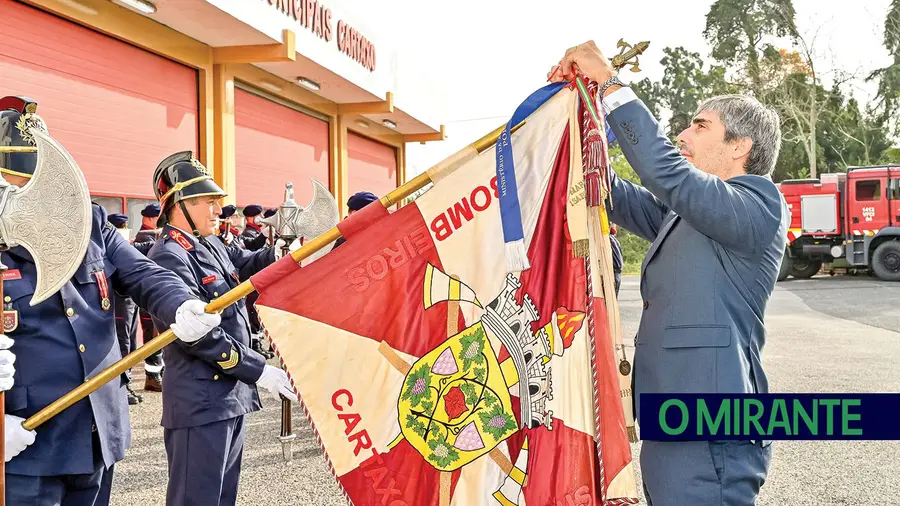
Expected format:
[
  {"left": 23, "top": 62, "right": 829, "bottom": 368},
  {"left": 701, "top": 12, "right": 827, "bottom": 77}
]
[
  {"left": 608, "top": 145, "right": 650, "bottom": 274},
  {"left": 868, "top": 0, "right": 900, "bottom": 135},
  {"left": 703, "top": 0, "right": 797, "bottom": 94}
]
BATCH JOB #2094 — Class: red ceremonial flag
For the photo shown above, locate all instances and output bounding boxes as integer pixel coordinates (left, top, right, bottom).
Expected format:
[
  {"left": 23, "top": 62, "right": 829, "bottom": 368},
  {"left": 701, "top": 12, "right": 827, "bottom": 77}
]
[{"left": 252, "top": 86, "right": 639, "bottom": 505}]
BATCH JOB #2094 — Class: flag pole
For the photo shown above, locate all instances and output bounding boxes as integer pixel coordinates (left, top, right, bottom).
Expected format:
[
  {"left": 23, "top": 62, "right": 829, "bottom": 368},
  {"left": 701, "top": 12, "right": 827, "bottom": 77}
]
[{"left": 22, "top": 120, "right": 525, "bottom": 432}]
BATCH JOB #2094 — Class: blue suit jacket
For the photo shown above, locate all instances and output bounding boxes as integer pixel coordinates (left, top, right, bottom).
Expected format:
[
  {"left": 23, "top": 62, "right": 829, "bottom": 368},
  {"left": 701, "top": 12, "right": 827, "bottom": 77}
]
[
  {"left": 3, "top": 205, "right": 195, "bottom": 475},
  {"left": 148, "top": 226, "right": 274, "bottom": 429},
  {"left": 607, "top": 100, "right": 789, "bottom": 440}
]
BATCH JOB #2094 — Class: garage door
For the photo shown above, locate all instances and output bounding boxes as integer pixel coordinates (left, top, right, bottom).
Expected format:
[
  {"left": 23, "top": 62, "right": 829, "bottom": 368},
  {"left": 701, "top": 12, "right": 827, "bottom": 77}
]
[
  {"left": 234, "top": 88, "right": 330, "bottom": 208},
  {"left": 347, "top": 131, "right": 397, "bottom": 201},
  {"left": 0, "top": 1, "right": 199, "bottom": 199}
]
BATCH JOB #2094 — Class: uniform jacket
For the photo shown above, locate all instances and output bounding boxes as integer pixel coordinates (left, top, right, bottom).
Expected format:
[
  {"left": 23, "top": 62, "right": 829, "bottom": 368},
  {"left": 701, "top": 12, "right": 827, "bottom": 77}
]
[
  {"left": 148, "top": 226, "right": 275, "bottom": 429},
  {"left": 2, "top": 205, "right": 196, "bottom": 475},
  {"left": 607, "top": 100, "right": 789, "bottom": 439},
  {"left": 134, "top": 225, "right": 159, "bottom": 245},
  {"left": 240, "top": 224, "right": 266, "bottom": 251}
]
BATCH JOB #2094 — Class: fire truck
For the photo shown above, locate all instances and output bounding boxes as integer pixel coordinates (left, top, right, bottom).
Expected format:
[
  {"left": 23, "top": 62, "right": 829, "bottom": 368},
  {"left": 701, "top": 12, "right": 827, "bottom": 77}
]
[{"left": 776, "top": 165, "right": 900, "bottom": 281}]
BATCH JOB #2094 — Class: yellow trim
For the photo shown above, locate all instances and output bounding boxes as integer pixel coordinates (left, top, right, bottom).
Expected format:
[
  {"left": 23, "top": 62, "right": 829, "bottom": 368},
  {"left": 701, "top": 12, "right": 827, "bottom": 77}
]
[
  {"left": 0, "top": 168, "right": 33, "bottom": 178},
  {"left": 492, "top": 491, "right": 516, "bottom": 506},
  {"left": 509, "top": 467, "right": 526, "bottom": 486},
  {"left": 160, "top": 176, "right": 214, "bottom": 204},
  {"left": 0, "top": 146, "right": 37, "bottom": 153},
  {"left": 423, "top": 264, "right": 434, "bottom": 308},
  {"left": 449, "top": 278, "right": 461, "bottom": 301},
  {"left": 217, "top": 348, "right": 239, "bottom": 369}
]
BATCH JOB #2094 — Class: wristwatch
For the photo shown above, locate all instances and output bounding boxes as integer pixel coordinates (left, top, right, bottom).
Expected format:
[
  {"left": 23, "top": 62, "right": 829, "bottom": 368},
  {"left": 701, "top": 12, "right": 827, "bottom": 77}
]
[{"left": 597, "top": 75, "right": 626, "bottom": 96}]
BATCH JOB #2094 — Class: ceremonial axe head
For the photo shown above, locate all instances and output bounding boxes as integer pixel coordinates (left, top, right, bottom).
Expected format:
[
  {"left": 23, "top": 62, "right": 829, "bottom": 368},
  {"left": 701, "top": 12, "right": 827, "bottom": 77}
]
[
  {"left": 258, "top": 180, "right": 340, "bottom": 265},
  {"left": 0, "top": 128, "right": 92, "bottom": 306}
]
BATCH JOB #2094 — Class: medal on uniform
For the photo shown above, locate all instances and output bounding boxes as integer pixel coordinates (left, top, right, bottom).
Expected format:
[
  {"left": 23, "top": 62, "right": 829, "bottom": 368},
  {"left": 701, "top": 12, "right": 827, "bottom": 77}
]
[
  {"left": 2, "top": 310, "right": 17, "bottom": 332},
  {"left": 93, "top": 270, "right": 111, "bottom": 311}
]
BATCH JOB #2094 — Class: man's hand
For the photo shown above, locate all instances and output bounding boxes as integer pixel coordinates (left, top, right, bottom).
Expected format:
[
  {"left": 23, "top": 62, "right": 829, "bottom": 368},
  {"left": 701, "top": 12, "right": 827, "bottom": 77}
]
[
  {"left": 5, "top": 415, "right": 35, "bottom": 462},
  {"left": 0, "top": 335, "right": 16, "bottom": 392},
  {"left": 256, "top": 364, "right": 298, "bottom": 402},
  {"left": 547, "top": 40, "right": 617, "bottom": 85},
  {"left": 171, "top": 299, "right": 221, "bottom": 343}
]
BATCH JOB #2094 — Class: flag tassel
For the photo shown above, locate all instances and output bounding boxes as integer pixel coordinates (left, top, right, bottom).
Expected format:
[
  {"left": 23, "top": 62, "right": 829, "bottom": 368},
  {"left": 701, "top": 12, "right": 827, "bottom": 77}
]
[{"left": 505, "top": 239, "right": 531, "bottom": 272}]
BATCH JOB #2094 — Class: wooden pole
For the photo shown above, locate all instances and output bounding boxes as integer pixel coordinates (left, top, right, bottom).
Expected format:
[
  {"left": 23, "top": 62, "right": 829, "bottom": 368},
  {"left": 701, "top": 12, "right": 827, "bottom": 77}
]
[
  {"left": 22, "top": 119, "right": 525, "bottom": 432},
  {"left": 0, "top": 253, "right": 7, "bottom": 506}
]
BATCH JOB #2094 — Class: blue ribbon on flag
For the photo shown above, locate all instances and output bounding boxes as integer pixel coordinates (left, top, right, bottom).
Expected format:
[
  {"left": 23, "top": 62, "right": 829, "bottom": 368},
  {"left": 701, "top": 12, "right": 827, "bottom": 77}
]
[{"left": 494, "top": 81, "right": 617, "bottom": 272}]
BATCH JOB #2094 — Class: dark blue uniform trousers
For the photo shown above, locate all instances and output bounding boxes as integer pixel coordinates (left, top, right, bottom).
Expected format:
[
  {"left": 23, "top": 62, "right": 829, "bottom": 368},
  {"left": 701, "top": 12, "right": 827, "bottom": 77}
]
[
  {"left": 164, "top": 416, "right": 245, "bottom": 506},
  {"left": 6, "top": 434, "right": 114, "bottom": 506},
  {"left": 641, "top": 440, "right": 772, "bottom": 506}
]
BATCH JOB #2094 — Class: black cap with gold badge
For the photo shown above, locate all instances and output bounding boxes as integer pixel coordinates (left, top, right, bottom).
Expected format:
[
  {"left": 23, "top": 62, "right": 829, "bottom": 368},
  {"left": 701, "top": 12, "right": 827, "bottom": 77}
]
[{"left": 0, "top": 96, "right": 49, "bottom": 180}]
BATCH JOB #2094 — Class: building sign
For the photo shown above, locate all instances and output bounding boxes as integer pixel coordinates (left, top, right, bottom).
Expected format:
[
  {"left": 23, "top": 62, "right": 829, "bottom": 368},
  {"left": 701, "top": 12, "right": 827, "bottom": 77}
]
[{"left": 265, "top": 0, "right": 376, "bottom": 71}]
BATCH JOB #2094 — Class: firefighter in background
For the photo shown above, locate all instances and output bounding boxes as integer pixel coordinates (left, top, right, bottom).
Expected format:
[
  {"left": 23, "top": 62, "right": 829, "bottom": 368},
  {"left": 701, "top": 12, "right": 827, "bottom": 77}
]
[
  {"left": 240, "top": 205, "right": 267, "bottom": 251},
  {"left": 134, "top": 204, "right": 165, "bottom": 392},
  {"left": 109, "top": 213, "right": 143, "bottom": 405},
  {"left": 237, "top": 205, "right": 272, "bottom": 357},
  {"left": 218, "top": 205, "right": 243, "bottom": 248},
  {"left": 147, "top": 151, "right": 297, "bottom": 506},
  {"left": 609, "top": 223, "right": 623, "bottom": 297},
  {"left": 333, "top": 191, "right": 378, "bottom": 249}
]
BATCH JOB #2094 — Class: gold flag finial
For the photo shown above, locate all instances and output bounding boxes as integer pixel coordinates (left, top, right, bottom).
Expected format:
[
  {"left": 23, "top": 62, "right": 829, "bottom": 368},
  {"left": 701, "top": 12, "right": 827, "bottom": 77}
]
[{"left": 611, "top": 40, "right": 650, "bottom": 72}]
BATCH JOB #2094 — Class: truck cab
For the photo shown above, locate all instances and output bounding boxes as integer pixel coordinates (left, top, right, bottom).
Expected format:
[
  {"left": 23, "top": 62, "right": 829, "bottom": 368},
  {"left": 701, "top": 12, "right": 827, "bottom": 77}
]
[{"left": 777, "top": 166, "right": 900, "bottom": 281}]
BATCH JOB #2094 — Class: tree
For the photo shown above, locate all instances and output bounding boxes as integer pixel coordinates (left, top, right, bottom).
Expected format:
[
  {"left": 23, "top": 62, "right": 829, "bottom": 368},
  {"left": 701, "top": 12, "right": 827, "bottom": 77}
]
[
  {"left": 868, "top": 0, "right": 900, "bottom": 135},
  {"left": 631, "top": 47, "right": 738, "bottom": 138},
  {"left": 703, "top": 0, "right": 797, "bottom": 95}
]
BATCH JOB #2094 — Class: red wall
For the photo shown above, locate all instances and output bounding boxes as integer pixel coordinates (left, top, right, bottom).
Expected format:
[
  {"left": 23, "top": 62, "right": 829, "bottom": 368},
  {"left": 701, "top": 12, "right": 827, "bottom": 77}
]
[
  {"left": 0, "top": 1, "right": 198, "bottom": 198},
  {"left": 234, "top": 88, "right": 330, "bottom": 208},
  {"left": 347, "top": 131, "right": 397, "bottom": 201}
]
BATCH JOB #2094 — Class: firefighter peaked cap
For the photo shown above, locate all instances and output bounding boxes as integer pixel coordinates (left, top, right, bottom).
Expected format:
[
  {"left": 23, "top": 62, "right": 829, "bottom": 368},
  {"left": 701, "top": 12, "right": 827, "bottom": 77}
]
[
  {"left": 152, "top": 151, "right": 226, "bottom": 226},
  {"left": 0, "top": 95, "right": 49, "bottom": 180}
]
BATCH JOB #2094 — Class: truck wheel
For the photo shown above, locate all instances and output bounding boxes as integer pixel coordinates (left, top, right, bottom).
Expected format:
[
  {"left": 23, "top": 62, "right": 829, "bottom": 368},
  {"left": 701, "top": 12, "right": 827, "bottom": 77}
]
[
  {"left": 872, "top": 241, "right": 900, "bottom": 281},
  {"left": 790, "top": 259, "right": 822, "bottom": 279},
  {"left": 777, "top": 250, "right": 792, "bottom": 282}
]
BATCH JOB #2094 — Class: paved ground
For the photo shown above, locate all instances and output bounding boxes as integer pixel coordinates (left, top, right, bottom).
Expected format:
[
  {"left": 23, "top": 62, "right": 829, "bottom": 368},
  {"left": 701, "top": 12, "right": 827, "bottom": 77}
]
[{"left": 111, "top": 273, "right": 900, "bottom": 505}]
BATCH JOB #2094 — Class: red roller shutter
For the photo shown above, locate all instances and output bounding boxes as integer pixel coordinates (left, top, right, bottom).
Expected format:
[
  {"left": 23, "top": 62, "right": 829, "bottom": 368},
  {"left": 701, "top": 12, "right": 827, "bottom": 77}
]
[
  {"left": 0, "top": 1, "right": 199, "bottom": 198},
  {"left": 347, "top": 132, "right": 397, "bottom": 200},
  {"left": 234, "top": 88, "right": 330, "bottom": 208}
]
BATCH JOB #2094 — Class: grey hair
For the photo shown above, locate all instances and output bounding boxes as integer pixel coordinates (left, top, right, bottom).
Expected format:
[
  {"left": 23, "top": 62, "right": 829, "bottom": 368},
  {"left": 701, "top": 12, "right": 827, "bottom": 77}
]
[{"left": 696, "top": 95, "right": 782, "bottom": 177}]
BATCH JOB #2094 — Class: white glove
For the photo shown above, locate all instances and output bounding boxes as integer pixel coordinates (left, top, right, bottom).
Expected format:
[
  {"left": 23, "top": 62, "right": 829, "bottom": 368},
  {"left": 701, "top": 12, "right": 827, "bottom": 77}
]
[
  {"left": 5, "top": 415, "right": 35, "bottom": 462},
  {"left": 273, "top": 238, "right": 302, "bottom": 261},
  {"left": 256, "top": 365, "right": 298, "bottom": 402},
  {"left": 0, "top": 334, "right": 15, "bottom": 392},
  {"left": 171, "top": 299, "right": 221, "bottom": 344}
]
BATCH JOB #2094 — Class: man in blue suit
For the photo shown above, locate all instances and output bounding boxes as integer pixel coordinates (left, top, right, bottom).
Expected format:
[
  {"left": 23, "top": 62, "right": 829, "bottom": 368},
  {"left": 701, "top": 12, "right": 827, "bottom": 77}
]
[
  {"left": 0, "top": 96, "right": 221, "bottom": 506},
  {"left": 148, "top": 152, "right": 297, "bottom": 506},
  {"left": 551, "top": 43, "right": 789, "bottom": 505}
]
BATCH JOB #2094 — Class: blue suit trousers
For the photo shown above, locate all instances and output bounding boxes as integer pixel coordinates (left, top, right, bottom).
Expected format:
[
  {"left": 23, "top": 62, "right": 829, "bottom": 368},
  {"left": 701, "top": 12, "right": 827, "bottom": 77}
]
[
  {"left": 164, "top": 416, "right": 246, "bottom": 506},
  {"left": 641, "top": 440, "right": 772, "bottom": 506}
]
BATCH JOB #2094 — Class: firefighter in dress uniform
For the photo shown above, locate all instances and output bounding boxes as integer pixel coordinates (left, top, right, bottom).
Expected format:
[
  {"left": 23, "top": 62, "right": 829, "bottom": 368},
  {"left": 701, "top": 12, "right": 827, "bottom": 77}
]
[
  {"left": 134, "top": 203, "right": 165, "bottom": 391},
  {"left": 0, "top": 96, "right": 221, "bottom": 506},
  {"left": 238, "top": 204, "right": 272, "bottom": 358},
  {"left": 108, "top": 213, "right": 143, "bottom": 405},
  {"left": 217, "top": 205, "right": 243, "bottom": 248},
  {"left": 332, "top": 191, "right": 378, "bottom": 249},
  {"left": 147, "top": 152, "right": 297, "bottom": 506},
  {"left": 239, "top": 204, "right": 267, "bottom": 251}
]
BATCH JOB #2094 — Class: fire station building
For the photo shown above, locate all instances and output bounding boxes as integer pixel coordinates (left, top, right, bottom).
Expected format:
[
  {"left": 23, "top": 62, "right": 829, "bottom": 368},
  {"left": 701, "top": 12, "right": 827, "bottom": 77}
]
[{"left": 0, "top": 0, "right": 446, "bottom": 232}]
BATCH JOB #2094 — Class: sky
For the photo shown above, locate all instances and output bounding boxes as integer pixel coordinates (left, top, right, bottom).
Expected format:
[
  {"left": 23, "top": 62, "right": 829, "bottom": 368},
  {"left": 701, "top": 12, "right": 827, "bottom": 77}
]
[{"left": 358, "top": 0, "right": 894, "bottom": 176}]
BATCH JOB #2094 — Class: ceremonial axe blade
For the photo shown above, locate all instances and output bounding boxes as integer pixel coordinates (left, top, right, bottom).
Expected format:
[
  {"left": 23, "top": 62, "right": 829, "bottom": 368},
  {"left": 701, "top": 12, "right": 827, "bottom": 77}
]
[
  {"left": 0, "top": 128, "right": 92, "bottom": 305},
  {"left": 258, "top": 179, "right": 340, "bottom": 266}
]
